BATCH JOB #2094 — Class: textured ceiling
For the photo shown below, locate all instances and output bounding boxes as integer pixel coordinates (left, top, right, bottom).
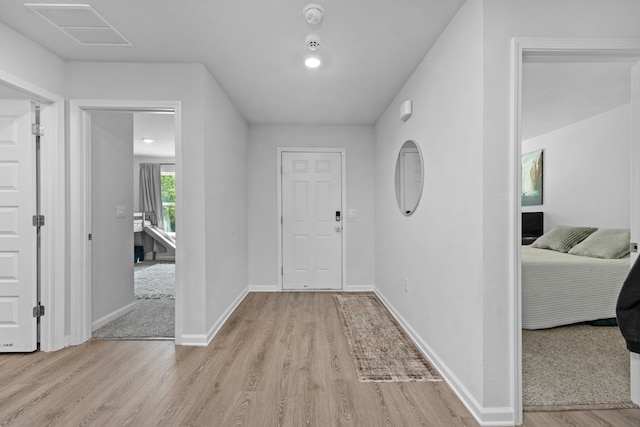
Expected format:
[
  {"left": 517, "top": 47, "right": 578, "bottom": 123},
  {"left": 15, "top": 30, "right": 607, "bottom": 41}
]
[
  {"left": 0, "top": 0, "right": 465, "bottom": 125},
  {"left": 133, "top": 113, "right": 175, "bottom": 158},
  {"left": 522, "top": 61, "right": 633, "bottom": 141}
]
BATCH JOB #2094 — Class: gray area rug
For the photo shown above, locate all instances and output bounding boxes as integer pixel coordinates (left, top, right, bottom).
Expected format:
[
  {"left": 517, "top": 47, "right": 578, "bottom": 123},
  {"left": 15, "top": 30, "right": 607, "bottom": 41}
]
[
  {"left": 334, "top": 295, "right": 441, "bottom": 382},
  {"left": 523, "top": 324, "right": 636, "bottom": 410},
  {"left": 93, "top": 299, "right": 175, "bottom": 339},
  {"left": 135, "top": 262, "right": 175, "bottom": 299}
]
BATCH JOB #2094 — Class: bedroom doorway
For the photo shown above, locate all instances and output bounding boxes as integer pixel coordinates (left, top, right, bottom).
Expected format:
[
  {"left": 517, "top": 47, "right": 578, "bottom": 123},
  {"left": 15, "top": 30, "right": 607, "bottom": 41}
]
[
  {"left": 513, "top": 40, "right": 640, "bottom": 419},
  {"left": 69, "top": 100, "right": 182, "bottom": 346},
  {"left": 90, "top": 111, "right": 176, "bottom": 340}
]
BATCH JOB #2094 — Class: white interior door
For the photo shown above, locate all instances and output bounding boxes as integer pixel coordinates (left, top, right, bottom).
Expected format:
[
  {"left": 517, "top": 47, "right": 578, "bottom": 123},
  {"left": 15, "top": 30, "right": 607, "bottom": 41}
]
[
  {"left": 282, "top": 152, "right": 342, "bottom": 290},
  {"left": 0, "top": 100, "right": 37, "bottom": 352},
  {"left": 630, "top": 60, "right": 640, "bottom": 405}
]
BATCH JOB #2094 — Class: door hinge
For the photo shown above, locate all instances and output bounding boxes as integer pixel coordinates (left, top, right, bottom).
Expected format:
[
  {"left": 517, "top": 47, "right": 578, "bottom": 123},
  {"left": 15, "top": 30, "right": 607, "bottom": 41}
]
[
  {"left": 32, "top": 123, "right": 44, "bottom": 137},
  {"left": 33, "top": 304, "right": 45, "bottom": 318},
  {"left": 88, "top": 233, "right": 93, "bottom": 241},
  {"left": 281, "top": 266, "right": 283, "bottom": 275},
  {"left": 32, "top": 215, "right": 45, "bottom": 227},
  {"left": 631, "top": 242, "right": 638, "bottom": 253}
]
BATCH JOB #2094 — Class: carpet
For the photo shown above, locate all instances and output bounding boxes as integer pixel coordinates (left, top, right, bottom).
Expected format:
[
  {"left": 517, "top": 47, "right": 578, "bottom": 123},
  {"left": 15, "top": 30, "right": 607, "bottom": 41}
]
[
  {"left": 334, "top": 295, "right": 441, "bottom": 382},
  {"left": 93, "top": 299, "right": 175, "bottom": 339},
  {"left": 523, "top": 324, "right": 636, "bottom": 411},
  {"left": 135, "top": 262, "right": 175, "bottom": 299}
]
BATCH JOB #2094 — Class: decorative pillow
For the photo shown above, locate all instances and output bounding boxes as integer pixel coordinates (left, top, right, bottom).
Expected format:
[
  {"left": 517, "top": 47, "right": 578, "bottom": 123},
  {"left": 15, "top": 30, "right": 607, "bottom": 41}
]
[
  {"left": 531, "top": 225, "right": 598, "bottom": 253},
  {"left": 568, "top": 228, "right": 630, "bottom": 259}
]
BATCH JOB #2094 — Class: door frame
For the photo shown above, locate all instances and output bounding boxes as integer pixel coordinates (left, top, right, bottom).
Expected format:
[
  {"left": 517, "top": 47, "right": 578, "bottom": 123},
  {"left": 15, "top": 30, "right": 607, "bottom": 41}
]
[
  {"left": 510, "top": 38, "right": 640, "bottom": 424},
  {"left": 68, "top": 99, "right": 183, "bottom": 346},
  {"left": 0, "top": 72, "right": 65, "bottom": 352},
  {"left": 276, "top": 147, "right": 347, "bottom": 291}
]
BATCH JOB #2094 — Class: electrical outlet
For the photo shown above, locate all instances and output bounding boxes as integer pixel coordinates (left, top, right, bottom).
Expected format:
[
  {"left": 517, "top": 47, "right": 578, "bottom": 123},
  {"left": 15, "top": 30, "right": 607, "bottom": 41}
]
[{"left": 404, "top": 277, "right": 409, "bottom": 293}]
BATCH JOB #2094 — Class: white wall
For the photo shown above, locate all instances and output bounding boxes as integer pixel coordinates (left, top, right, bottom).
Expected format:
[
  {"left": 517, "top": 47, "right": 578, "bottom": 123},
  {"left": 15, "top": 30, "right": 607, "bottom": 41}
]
[
  {"left": 203, "top": 70, "right": 249, "bottom": 338},
  {"left": 90, "top": 112, "right": 135, "bottom": 325},
  {"left": 248, "top": 125, "right": 375, "bottom": 290},
  {"left": 376, "top": 0, "right": 640, "bottom": 424},
  {"left": 523, "top": 105, "right": 631, "bottom": 231},
  {"left": 0, "top": 22, "right": 65, "bottom": 98},
  {"left": 481, "top": 0, "right": 640, "bottom": 419},
  {"left": 66, "top": 62, "right": 248, "bottom": 344},
  {"left": 374, "top": 0, "right": 485, "bottom": 415}
]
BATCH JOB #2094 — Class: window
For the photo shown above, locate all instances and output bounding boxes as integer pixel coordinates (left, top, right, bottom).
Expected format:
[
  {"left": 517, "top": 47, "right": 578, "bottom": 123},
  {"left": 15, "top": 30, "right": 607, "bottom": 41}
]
[{"left": 161, "top": 165, "right": 176, "bottom": 234}]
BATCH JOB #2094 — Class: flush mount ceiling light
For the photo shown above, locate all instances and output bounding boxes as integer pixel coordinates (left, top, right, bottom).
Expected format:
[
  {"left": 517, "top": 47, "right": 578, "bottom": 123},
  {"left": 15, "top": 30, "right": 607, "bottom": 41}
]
[
  {"left": 142, "top": 138, "right": 154, "bottom": 144},
  {"left": 303, "top": 4, "right": 324, "bottom": 25},
  {"left": 304, "top": 55, "right": 322, "bottom": 69}
]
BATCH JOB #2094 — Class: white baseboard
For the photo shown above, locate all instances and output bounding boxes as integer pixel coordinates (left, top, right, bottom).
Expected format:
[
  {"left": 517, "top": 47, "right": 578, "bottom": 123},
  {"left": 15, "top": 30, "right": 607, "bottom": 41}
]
[
  {"left": 206, "top": 288, "right": 249, "bottom": 344},
  {"left": 344, "top": 284, "right": 375, "bottom": 292},
  {"left": 179, "top": 334, "right": 208, "bottom": 346},
  {"left": 248, "top": 284, "right": 280, "bottom": 292},
  {"left": 373, "top": 289, "right": 515, "bottom": 427},
  {"left": 91, "top": 301, "right": 136, "bottom": 331}
]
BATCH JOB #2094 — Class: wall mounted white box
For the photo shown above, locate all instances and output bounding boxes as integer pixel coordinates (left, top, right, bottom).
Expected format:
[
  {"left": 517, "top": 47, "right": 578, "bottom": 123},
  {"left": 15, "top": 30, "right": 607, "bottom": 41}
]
[{"left": 400, "top": 99, "right": 412, "bottom": 122}]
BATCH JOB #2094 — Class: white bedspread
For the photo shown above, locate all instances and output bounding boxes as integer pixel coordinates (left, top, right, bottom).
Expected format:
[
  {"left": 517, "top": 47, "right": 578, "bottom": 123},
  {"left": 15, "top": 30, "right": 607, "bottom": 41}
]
[{"left": 521, "top": 246, "right": 629, "bottom": 329}]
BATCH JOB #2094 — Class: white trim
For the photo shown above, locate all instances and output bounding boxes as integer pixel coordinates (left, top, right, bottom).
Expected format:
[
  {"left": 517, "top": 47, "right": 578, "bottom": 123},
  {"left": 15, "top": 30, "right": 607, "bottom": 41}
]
[
  {"left": 344, "top": 284, "right": 375, "bottom": 292},
  {"left": 276, "top": 147, "right": 347, "bottom": 291},
  {"left": 248, "top": 285, "right": 280, "bottom": 292},
  {"left": 510, "top": 37, "right": 640, "bottom": 425},
  {"left": 180, "top": 288, "right": 249, "bottom": 346},
  {"left": 91, "top": 301, "right": 136, "bottom": 331},
  {"left": 205, "top": 288, "right": 249, "bottom": 345},
  {"left": 374, "top": 288, "right": 514, "bottom": 426},
  {"left": 38, "top": 101, "right": 66, "bottom": 351},
  {"left": 69, "top": 99, "right": 183, "bottom": 347},
  {"left": 0, "top": 69, "right": 63, "bottom": 103}
]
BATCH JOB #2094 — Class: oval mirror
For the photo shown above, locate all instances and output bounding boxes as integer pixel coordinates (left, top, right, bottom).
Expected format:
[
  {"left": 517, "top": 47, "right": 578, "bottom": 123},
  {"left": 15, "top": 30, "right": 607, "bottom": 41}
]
[{"left": 395, "top": 140, "right": 424, "bottom": 216}]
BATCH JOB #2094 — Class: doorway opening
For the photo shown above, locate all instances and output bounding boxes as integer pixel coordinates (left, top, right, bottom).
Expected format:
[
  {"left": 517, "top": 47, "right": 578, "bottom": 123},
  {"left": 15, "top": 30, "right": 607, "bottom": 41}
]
[
  {"left": 90, "top": 111, "right": 176, "bottom": 340},
  {"left": 69, "top": 100, "right": 182, "bottom": 346},
  {"left": 512, "top": 39, "right": 640, "bottom": 423}
]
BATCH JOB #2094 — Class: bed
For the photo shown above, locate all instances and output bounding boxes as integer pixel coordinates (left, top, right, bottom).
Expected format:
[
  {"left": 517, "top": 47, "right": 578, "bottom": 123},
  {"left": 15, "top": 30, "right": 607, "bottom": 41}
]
[
  {"left": 521, "top": 226, "right": 631, "bottom": 330},
  {"left": 133, "top": 212, "right": 153, "bottom": 233},
  {"left": 134, "top": 212, "right": 176, "bottom": 250}
]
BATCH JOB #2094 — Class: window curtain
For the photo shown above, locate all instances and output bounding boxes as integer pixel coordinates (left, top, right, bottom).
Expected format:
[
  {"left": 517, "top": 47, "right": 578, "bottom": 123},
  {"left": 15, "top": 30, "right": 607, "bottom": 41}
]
[{"left": 139, "top": 163, "right": 165, "bottom": 253}]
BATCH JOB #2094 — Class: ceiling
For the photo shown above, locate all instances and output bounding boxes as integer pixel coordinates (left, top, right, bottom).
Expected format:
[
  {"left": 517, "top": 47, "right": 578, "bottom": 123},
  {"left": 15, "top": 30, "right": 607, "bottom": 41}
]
[
  {"left": 0, "top": 0, "right": 465, "bottom": 125},
  {"left": 133, "top": 112, "right": 175, "bottom": 158},
  {"left": 522, "top": 61, "right": 634, "bottom": 141}
]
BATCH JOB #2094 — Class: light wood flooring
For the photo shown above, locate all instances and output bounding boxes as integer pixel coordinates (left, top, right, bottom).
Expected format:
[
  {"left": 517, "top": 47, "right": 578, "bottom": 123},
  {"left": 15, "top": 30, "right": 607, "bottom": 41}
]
[{"left": 1, "top": 292, "right": 639, "bottom": 426}]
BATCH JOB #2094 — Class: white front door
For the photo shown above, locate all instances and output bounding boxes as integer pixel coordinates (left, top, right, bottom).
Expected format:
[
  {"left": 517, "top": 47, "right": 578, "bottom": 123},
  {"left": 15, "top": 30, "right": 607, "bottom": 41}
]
[
  {"left": 0, "top": 100, "right": 37, "bottom": 352},
  {"left": 281, "top": 151, "right": 342, "bottom": 290}
]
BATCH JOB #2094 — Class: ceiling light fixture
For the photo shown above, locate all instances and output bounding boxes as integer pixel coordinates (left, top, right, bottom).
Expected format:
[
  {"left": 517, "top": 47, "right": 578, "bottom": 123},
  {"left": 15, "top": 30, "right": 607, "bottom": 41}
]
[
  {"left": 303, "top": 4, "right": 324, "bottom": 25},
  {"left": 142, "top": 138, "right": 154, "bottom": 143},
  {"left": 304, "top": 55, "right": 322, "bottom": 69}
]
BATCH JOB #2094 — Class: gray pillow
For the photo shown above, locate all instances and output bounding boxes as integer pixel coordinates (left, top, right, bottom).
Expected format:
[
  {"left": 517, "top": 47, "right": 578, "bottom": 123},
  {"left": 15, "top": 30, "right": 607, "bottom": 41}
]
[
  {"left": 568, "top": 228, "right": 630, "bottom": 259},
  {"left": 531, "top": 225, "right": 598, "bottom": 253}
]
